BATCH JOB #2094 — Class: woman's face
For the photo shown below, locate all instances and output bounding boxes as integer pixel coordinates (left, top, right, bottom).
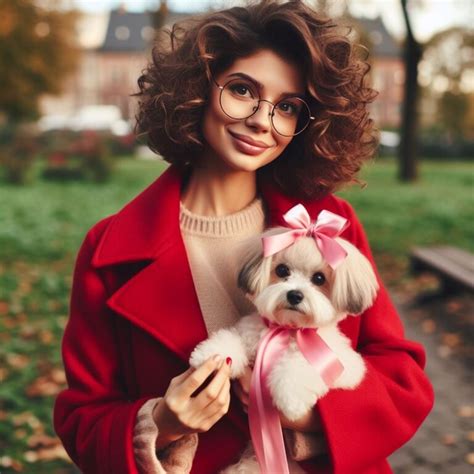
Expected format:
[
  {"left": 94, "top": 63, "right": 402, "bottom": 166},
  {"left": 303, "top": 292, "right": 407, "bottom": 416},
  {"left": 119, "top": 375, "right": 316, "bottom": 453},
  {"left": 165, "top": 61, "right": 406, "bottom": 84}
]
[{"left": 201, "top": 49, "right": 305, "bottom": 173}]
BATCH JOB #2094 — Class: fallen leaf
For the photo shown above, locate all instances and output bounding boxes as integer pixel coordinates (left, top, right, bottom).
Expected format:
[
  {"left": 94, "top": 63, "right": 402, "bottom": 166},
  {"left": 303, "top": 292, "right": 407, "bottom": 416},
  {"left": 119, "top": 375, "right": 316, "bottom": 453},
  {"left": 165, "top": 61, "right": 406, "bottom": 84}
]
[
  {"left": 458, "top": 405, "right": 474, "bottom": 418},
  {"left": 17, "top": 280, "right": 32, "bottom": 295},
  {"left": 3, "top": 316, "right": 15, "bottom": 328},
  {"left": 6, "top": 353, "right": 30, "bottom": 369},
  {"left": 39, "top": 329, "right": 54, "bottom": 344},
  {"left": 19, "top": 324, "right": 36, "bottom": 339},
  {"left": 0, "top": 367, "right": 9, "bottom": 382},
  {"left": 0, "top": 456, "right": 13, "bottom": 467},
  {"left": 441, "top": 433, "right": 457, "bottom": 445},
  {"left": 446, "top": 300, "right": 463, "bottom": 313},
  {"left": 437, "top": 345, "right": 452, "bottom": 358},
  {"left": 421, "top": 319, "right": 436, "bottom": 334},
  {"left": 51, "top": 368, "right": 66, "bottom": 384},
  {"left": 465, "top": 452, "right": 474, "bottom": 465},
  {"left": 0, "top": 456, "right": 23, "bottom": 471},
  {"left": 0, "top": 301, "right": 9, "bottom": 315},
  {"left": 12, "top": 412, "right": 41, "bottom": 429},
  {"left": 24, "top": 444, "right": 71, "bottom": 463},
  {"left": 441, "top": 332, "right": 461, "bottom": 348},
  {"left": 15, "top": 428, "right": 27, "bottom": 439},
  {"left": 26, "top": 369, "right": 65, "bottom": 397},
  {"left": 27, "top": 433, "right": 59, "bottom": 448}
]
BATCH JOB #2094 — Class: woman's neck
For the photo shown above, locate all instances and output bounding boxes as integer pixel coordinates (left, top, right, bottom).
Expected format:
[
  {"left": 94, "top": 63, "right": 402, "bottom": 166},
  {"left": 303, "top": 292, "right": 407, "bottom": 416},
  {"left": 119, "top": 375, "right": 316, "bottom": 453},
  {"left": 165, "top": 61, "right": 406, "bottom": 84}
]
[{"left": 181, "top": 160, "right": 257, "bottom": 217}]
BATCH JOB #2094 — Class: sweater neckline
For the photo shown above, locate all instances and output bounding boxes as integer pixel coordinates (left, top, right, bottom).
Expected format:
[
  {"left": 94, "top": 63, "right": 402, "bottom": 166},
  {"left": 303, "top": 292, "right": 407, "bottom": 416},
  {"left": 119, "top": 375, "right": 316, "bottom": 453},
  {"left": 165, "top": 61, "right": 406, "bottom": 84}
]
[{"left": 179, "top": 197, "right": 265, "bottom": 237}]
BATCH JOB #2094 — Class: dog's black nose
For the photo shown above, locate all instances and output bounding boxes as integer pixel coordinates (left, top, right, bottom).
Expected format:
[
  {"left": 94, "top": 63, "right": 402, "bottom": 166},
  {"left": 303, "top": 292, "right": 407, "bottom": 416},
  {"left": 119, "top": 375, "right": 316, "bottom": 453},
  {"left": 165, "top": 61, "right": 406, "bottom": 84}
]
[{"left": 287, "top": 290, "right": 304, "bottom": 306}]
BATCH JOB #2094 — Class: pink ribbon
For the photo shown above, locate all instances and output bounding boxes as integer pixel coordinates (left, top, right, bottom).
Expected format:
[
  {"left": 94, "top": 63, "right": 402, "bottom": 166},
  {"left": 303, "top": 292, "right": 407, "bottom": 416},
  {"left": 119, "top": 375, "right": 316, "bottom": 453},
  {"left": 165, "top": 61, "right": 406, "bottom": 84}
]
[
  {"left": 262, "top": 205, "right": 350, "bottom": 269},
  {"left": 248, "top": 320, "right": 344, "bottom": 474}
]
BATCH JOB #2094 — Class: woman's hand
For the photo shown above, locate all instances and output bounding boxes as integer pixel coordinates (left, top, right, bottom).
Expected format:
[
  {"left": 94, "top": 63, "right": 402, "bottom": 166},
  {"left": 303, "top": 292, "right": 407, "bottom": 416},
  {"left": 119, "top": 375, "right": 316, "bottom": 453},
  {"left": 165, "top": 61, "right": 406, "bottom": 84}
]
[
  {"left": 232, "top": 365, "right": 322, "bottom": 433},
  {"left": 152, "top": 355, "right": 231, "bottom": 449}
]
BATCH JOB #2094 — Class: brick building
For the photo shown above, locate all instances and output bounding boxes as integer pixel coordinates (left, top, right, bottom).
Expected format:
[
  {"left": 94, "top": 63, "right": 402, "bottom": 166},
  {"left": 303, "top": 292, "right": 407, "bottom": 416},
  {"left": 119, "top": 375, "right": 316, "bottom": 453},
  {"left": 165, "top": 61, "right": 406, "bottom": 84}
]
[{"left": 40, "top": 9, "right": 404, "bottom": 129}]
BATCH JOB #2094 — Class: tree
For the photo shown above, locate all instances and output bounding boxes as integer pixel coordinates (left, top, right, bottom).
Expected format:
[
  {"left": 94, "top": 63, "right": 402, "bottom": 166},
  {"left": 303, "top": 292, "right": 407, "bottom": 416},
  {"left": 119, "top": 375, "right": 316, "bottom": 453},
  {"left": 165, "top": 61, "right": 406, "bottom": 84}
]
[
  {"left": 398, "top": 0, "right": 422, "bottom": 181},
  {"left": 422, "top": 27, "right": 474, "bottom": 95},
  {"left": 151, "top": 0, "right": 168, "bottom": 32},
  {"left": 421, "top": 27, "right": 474, "bottom": 140},
  {"left": 0, "top": 0, "right": 80, "bottom": 124}
]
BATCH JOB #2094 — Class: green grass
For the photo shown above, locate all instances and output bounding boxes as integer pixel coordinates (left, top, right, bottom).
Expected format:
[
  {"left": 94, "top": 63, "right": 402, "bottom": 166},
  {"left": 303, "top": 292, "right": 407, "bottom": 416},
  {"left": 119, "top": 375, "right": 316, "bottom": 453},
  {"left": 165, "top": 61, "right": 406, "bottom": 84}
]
[
  {"left": 0, "top": 159, "right": 169, "bottom": 262},
  {"left": 0, "top": 157, "right": 472, "bottom": 473},
  {"left": 339, "top": 159, "right": 474, "bottom": 256}
]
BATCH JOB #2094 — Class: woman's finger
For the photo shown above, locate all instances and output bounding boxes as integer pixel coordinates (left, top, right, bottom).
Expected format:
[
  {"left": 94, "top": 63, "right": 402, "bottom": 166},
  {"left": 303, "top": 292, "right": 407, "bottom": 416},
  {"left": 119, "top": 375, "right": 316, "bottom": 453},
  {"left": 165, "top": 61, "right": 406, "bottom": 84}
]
[
  {"left": 193, "top": 359, "right": 231, "bottom": 409},
  {"left": 170, "top": 366, "right": 195, "bottom": 387},
  {"left": 178, "top": 355, "right": 223, "bottom": 399},
  {"left": 200, "top": 379, "right": 231, "bottom": 429}
]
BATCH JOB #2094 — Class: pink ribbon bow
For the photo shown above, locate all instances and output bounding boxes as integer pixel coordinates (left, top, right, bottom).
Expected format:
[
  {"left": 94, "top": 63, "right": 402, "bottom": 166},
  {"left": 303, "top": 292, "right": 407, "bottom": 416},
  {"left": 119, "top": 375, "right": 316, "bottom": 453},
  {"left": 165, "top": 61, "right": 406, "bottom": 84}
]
[
  {"left": 249, "top": 320, "right": 344, "bottom": 474},
  {"left": 262, "top": 205, "right": 350, "bottom": 269}
]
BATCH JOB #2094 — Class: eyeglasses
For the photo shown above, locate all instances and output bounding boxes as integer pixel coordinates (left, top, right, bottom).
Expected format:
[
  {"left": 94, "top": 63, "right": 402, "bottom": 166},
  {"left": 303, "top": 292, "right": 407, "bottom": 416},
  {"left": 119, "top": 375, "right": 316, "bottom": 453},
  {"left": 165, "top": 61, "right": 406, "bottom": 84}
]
[{"left": 213, "top": 77, "right": 315, "bottom": 137}]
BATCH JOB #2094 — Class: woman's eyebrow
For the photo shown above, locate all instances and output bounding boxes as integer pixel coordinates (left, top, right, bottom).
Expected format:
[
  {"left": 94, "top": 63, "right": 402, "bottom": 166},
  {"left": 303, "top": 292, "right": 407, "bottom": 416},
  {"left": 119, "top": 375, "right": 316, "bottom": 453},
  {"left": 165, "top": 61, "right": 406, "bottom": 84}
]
[{"left": 225, "top": 72, "right": 304, "bottom": 98}]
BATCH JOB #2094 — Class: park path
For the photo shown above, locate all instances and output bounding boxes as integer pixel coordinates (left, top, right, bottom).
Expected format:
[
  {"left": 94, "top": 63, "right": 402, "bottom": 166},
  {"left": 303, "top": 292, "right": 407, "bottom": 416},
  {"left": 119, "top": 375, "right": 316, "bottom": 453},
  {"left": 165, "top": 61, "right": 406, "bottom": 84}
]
[{"left": 388, "top": 292, "right": 474, "bottom": 474}]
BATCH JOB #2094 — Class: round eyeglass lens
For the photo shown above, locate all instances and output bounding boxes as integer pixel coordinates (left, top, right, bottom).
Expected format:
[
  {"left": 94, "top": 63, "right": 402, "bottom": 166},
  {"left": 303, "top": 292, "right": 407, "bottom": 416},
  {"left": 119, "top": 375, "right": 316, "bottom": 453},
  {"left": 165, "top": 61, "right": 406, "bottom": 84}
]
[
  {"left": 272, "top": 97, "right": 311, "bottom": 137},
  {"left": 219, "top": 78, "right": 311, "bottom": 136}
]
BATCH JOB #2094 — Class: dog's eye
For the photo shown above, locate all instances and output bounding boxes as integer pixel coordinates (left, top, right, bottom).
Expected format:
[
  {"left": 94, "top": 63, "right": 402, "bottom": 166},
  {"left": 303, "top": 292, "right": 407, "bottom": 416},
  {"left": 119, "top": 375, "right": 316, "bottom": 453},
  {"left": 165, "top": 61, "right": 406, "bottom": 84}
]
[
  {"left": 275, "top": 264, "right": 291, "bottom": 278},
  {"left": 311, "top": 272, "right": 326, "bottom": 286}
]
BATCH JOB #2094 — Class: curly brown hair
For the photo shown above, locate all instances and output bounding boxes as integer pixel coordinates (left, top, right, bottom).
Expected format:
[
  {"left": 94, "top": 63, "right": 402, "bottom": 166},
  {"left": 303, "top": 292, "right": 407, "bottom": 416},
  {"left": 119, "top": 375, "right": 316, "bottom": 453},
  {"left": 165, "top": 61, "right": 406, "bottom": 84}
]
[{"left": 135, "top": 0, "right": 378, "bottom": 199}]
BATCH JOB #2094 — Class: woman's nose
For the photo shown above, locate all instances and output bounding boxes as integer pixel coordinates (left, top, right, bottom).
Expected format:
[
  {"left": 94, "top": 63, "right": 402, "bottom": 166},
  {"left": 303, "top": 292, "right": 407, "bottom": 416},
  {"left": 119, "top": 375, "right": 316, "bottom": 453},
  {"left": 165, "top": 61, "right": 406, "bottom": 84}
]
[{"left": 244, "top": 100, "right": 273, "bottom": 132}]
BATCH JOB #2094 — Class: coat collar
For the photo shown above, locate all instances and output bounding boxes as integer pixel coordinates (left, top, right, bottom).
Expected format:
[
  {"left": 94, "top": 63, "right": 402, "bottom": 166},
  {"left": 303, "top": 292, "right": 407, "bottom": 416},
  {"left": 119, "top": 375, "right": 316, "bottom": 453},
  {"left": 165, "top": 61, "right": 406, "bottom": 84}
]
[
  {"left": 91, "top": 165, "right": 335, "bottom": 269},
  {"left": 93, "top": 165, "right": 339, "bottom": 364}
]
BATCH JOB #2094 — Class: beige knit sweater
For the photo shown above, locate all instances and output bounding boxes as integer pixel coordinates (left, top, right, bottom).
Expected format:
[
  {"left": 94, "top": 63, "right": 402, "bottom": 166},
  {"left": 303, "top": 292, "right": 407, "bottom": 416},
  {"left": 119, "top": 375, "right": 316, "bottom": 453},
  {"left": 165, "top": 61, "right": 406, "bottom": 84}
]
[{"left": 132, "top": 198, "right": 327, "bottom": 473}]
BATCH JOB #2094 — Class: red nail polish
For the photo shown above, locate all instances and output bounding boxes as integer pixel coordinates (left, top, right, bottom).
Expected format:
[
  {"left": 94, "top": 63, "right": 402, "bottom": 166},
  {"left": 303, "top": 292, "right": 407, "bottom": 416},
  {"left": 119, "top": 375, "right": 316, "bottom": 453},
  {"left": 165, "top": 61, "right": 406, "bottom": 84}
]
[{"left": 226, "top": 357, "right": 232, "bottom": 366}]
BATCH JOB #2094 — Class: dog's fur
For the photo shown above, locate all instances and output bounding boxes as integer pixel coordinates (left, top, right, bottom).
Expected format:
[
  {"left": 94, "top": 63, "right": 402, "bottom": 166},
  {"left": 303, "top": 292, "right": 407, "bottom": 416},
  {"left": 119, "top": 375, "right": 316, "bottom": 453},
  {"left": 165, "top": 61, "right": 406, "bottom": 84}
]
[{"left": 189, "top": 228, "right": 379, "bottom": 473}]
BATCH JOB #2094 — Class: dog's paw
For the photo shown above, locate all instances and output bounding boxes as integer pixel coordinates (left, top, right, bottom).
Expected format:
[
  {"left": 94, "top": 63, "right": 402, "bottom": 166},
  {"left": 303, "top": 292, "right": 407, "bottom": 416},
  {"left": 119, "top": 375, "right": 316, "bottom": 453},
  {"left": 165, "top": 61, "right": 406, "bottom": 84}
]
[
  {"left": 332, "top": 351, "right": 366, "bottom": 390},
  {"left": 279, "top": 401, "right": 315, "bottom": 423},
  {"left": 189, "top": 328, "right": 248, "bottom": 378}
]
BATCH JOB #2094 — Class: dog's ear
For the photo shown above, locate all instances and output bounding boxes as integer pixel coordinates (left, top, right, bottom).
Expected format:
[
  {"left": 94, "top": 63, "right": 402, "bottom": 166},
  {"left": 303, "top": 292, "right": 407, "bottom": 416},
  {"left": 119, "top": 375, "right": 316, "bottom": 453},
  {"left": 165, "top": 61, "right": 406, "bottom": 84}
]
[
  {"left": 237, "top": 226, "right": 288, "bottom": 296},
  {"left": 331, "top": 238, "right": 379, "bottom": 315},
  {"left": 238, "top": 251, "right": 272, "bottom": 296}
]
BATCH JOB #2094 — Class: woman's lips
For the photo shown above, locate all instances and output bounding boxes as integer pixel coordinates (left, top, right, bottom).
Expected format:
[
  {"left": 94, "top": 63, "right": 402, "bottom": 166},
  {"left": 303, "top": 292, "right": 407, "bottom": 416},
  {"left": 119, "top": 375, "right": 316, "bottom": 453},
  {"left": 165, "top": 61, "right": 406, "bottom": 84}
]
[{"left": 228, "top": 131, "right": 271, "bottom": 156}]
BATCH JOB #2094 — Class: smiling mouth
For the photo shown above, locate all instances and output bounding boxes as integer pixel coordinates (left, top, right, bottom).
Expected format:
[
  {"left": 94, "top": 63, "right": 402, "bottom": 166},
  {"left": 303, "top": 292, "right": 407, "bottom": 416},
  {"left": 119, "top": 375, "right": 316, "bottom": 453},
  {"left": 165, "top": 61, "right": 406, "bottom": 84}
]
[{"left": 228, "top": 131, "right": 271, "bottom": 156}]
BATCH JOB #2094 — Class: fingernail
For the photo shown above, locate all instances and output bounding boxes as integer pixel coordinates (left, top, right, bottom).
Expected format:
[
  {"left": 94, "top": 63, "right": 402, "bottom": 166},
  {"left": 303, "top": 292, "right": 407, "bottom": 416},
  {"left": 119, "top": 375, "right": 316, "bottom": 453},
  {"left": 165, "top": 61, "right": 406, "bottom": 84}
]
[
  {"left": 226, "top": 357, "right": 232, "bottom": 366},
  {"left": 212, "top": 354, "right": 222, "bottom": 363}
]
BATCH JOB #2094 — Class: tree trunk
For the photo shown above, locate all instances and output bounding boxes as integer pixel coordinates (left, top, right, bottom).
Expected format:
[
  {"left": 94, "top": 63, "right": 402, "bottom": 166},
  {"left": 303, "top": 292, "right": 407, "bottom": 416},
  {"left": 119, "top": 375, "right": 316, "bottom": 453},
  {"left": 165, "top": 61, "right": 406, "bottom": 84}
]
[{"left": 399, "top": 0, "right": 422, "bottom": 181}]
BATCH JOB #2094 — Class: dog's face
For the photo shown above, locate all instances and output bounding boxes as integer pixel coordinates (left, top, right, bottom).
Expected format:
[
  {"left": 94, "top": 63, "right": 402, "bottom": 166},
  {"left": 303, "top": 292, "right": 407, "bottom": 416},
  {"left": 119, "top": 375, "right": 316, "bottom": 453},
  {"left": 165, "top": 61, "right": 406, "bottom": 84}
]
[{"left": 238, "top": 231, "right": 379, "bottom": 328}]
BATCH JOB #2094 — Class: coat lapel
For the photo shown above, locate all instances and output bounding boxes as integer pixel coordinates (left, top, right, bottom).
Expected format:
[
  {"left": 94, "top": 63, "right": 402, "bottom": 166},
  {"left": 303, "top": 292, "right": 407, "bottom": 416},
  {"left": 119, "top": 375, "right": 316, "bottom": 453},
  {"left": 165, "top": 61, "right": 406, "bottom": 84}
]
[
  {"left": 92, "top": 166, "right": 208, "bottom": 362},
  {"left": 91, "top": 165, "right": 348, "bottom": 362}
]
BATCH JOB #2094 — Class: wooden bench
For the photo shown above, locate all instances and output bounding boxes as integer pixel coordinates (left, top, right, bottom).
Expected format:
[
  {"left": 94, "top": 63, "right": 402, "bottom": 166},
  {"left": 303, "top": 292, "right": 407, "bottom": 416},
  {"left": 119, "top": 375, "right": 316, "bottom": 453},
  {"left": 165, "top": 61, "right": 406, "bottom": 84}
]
[{"left": 410, "top": 246, "right": 474, "bottom": 294}]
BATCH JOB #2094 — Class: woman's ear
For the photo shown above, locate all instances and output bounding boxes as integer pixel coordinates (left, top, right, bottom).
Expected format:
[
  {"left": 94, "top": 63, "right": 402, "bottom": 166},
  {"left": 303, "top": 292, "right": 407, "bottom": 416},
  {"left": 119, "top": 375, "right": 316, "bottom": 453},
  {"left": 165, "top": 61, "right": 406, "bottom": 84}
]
[{"left": 331, "top": 238, "right": 379, "bottom": 315}]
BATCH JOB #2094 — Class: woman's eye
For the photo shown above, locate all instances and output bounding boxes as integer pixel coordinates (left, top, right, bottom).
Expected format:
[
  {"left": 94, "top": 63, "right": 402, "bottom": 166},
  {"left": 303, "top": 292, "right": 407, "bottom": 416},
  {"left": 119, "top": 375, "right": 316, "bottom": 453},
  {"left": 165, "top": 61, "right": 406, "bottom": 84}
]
[
  {"left": 311, "top": 272, "right": 326, "bottom": 286},
  {"left": 275, "top": 264, "right": 291, "bottom": 278},
  {"left": 276, "top": 101, "right": 300, "bottom": 116},
  {"left": 229, "top": 82, "right": 254, "bottom": 98}
]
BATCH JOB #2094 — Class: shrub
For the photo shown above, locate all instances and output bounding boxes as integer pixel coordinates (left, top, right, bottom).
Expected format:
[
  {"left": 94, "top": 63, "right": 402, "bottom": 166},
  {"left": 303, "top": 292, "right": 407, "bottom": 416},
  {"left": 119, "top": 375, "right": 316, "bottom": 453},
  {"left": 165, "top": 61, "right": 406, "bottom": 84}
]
[{"left": 0, "top": 126, "right": 38, "bottom": 185}]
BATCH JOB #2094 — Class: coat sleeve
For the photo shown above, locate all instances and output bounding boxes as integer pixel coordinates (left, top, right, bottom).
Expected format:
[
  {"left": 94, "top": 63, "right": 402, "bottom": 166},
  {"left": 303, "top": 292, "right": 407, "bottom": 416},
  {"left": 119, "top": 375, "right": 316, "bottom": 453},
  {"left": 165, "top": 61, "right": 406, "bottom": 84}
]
[
  {"left": 306, "top": 201, "right": 434, "bottom": 473},
  {"left": 54, "top": 222, "right": 152, "bottom": 474}
]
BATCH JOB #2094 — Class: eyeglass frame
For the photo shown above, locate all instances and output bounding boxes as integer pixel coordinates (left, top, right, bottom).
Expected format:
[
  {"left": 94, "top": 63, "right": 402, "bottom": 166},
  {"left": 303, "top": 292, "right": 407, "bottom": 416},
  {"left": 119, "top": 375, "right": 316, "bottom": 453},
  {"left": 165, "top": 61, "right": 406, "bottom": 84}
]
[{"left": 211, "top": 77, "right": 315, "bottom": 137}]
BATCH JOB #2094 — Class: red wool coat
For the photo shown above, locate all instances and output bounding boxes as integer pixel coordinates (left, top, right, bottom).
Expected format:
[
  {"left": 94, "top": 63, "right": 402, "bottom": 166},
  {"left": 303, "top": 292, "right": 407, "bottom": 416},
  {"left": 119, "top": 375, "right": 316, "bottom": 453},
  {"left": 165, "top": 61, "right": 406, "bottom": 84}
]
[{"left": 54, "top": 165, "right": 434, "bottom": 474}]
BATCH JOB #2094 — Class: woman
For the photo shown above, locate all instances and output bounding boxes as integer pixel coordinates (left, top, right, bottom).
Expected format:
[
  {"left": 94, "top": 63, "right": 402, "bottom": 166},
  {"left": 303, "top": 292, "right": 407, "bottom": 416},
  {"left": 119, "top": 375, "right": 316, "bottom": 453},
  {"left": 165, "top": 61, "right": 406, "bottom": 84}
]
[{"left": 54, "top": 1, "right": 433, "bottom": 473}]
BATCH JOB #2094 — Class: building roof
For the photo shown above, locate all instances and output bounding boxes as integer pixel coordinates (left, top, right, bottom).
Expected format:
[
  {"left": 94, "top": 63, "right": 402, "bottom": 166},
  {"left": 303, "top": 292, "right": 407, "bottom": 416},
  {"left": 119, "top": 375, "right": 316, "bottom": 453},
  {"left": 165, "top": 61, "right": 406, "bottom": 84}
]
[
  {"left": 356, "top": 16, "right": 401, "bottom": 58},
  {"left": 99, "top": 8, "right": 191, "bottom": 52}
]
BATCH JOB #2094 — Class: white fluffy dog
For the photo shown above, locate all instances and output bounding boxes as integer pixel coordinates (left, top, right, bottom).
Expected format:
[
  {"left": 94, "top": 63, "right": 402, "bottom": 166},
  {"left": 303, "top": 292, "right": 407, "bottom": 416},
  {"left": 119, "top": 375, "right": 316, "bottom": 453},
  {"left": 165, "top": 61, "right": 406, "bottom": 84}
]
[{"left": 190, "top": 228, "right": 379, "bottom": 472}]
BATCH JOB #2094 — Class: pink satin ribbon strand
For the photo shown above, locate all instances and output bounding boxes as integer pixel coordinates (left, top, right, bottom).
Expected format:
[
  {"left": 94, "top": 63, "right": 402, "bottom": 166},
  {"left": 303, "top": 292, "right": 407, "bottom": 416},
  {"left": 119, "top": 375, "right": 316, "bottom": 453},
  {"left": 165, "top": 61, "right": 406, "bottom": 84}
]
[
  {"left": 262, "top": 205, "right": 350, "bottom": 269},
  {"left": 249, "top": 321, "right": 344, "bottom": 474}
]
